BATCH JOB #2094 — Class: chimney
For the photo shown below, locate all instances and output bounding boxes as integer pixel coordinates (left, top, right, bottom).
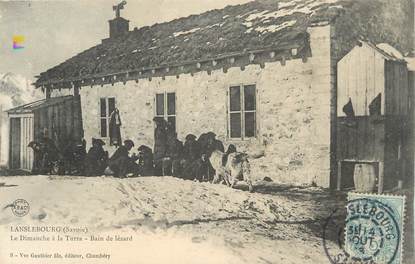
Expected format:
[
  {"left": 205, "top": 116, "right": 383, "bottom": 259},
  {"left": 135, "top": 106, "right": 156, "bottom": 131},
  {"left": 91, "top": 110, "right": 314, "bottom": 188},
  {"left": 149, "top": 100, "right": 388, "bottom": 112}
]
[{"left": 109, "top": 1, "right": 129, "bottom": 38}]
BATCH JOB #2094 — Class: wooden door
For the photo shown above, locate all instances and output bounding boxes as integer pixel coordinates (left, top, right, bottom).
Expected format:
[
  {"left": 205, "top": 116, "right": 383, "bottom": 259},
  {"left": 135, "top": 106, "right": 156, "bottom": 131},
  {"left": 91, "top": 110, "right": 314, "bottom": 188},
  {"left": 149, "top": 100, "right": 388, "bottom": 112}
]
[
  {"left": 9, "top": 118, "right": 21, "bottom": 169},
  {"left": 20, "top": 116, "right": 34, "bottom": 171}
]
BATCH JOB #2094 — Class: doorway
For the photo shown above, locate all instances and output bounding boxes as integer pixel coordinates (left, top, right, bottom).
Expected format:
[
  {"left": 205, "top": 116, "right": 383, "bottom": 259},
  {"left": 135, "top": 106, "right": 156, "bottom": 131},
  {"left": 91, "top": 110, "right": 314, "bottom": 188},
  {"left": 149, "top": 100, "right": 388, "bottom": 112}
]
[{"left": 9, "top": 118, "right": 21, "bottom": 169}]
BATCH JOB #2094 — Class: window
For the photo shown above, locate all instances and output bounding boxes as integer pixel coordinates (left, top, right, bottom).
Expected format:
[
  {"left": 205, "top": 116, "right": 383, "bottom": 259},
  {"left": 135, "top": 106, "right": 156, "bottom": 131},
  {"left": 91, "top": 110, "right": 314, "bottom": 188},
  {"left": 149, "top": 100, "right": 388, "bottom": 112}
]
[
  {"left": 100, "top": 97, "right": 116, "bottom": 137},
  {"left": 155, "top": 92, "right": 176, "bottom": 131},
  {"left": 228, "top": 84, "right": 256, "bottom": 139}
]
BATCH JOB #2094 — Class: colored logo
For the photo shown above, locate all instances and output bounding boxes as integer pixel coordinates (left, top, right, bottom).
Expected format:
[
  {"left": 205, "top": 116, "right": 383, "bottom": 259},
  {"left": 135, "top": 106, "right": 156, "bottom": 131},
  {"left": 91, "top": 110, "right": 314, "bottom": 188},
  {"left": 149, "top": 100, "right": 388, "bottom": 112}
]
[{"left": 13, "top": 35, "right": 25, "bottom": 50}]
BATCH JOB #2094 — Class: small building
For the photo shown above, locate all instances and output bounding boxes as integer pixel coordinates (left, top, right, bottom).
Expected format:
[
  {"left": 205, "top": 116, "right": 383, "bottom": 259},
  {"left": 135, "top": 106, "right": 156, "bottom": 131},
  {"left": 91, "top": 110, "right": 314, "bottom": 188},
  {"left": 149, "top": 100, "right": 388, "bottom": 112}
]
[
  {"left": 336, "top": 41, "right": 413, "bottom": 192},
  {"left": 6, "top": 96, "right": 83, "bottom": 171},
  {"left": 27, "top": 0, "right": 413, "bottom": 187}
]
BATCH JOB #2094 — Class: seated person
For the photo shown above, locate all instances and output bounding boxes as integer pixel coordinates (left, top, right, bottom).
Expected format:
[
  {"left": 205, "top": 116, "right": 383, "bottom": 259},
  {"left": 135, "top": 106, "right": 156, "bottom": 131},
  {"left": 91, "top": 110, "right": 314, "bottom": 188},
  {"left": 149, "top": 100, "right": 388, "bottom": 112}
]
[
  {"left": 108, "top": 140, "right": 139, "bottom": 178},
  {"left": 222, "top": 144, "right": 237, "bottom": 166},
  {"left": 85, "top": 138, "right": 108, "bottom": 176},
  {"left": 137, "top": 145, "right": 154, "bottom": 176},
  {"left": 182, "top": 154, "right": 211, "bottom": 182},
  {"left": 29, "top": 136, "right": 62, "bottom": 175}
]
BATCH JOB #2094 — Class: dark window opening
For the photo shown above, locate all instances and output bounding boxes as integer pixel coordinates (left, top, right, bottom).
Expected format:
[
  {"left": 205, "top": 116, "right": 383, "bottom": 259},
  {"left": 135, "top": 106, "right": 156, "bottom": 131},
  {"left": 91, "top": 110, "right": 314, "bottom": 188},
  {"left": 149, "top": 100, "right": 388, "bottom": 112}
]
[
  {"left": 228, "top": 85, "right": 256, "bottom": 139},
  {"left": 155, "top": 92, "right": 176, "bottom": 131}
]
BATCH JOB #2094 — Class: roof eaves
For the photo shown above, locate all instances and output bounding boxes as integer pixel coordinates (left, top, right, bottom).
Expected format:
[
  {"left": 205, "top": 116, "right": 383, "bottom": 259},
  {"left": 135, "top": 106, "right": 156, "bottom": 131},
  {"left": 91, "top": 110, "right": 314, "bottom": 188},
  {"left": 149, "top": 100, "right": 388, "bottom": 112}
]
[{"left": 34, "top": 42, "right": 306, "bottom": 88}]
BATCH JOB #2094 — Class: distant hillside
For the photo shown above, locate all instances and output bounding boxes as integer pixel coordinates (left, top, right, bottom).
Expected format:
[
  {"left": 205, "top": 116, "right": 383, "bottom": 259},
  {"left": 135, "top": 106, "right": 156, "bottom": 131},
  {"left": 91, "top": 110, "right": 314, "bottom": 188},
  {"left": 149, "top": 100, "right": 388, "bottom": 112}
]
[
  {"left": 333, "top": 0, "right": 414, "bottom": 59},
  {"left": 0, "top": 72, "right": 42, "bottom": 109}
]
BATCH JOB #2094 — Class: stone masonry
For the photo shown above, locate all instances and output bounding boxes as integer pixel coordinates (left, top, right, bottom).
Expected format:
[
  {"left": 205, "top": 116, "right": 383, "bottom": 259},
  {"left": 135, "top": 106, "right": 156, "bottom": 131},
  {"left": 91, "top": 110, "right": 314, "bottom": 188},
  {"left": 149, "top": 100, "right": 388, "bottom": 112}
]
[{"left": 80, "top": 25, "right": 333, "bottom": 187}]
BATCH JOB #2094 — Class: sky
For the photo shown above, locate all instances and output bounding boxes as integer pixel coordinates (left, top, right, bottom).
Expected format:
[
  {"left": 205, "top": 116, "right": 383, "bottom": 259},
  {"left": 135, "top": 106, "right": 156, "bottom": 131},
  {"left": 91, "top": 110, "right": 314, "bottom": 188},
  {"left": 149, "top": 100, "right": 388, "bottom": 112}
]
[{"left": 0, "top": 0, "right": 251, "bottom": 81}]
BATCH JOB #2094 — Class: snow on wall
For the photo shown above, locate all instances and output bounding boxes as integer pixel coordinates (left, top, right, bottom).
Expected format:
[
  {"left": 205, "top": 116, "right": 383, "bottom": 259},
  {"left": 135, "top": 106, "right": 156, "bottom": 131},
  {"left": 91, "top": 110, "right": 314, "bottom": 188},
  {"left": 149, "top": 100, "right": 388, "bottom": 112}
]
[{"left": 79, "top": 25, "right": 333, "bottom": 187}]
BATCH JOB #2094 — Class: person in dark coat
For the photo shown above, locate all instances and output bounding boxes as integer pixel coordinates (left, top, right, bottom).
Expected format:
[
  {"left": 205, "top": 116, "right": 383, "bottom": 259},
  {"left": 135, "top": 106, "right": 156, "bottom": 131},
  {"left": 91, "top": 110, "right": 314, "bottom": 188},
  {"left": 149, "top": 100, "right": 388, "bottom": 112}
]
[
  {"left": 183, "top": 134, "right": 200, "bottom": 161},
  {"left": 196, "top": 132, "right": 224, "bottom": 181},
  {"left": 180, "top": 134, "right": 201, "bottom": 180},
  {"left": 153, "top": 117, "right": 168, "bottom": 175},
  {"left": 109, "top": 108, "right": 122, "bottom": 146},
  {"left": 75, "top": 139, "right": 87, "bottom": 174},
  {"left": 85, "top": 138, "right": 108, "bottom": 176},
  {"left": 137, "top": 145, "right": 154, "bottom": 176},
  {"left": 197, "top": 133, "right": 210, "bottom": 156},
  {"left": 205, "top": 132, "right": 225, "bottom": 156},
  {"left": 108, "top": 140, "right": 139, "bottom": 178},
  {"left": 165, "top": 132, "right": 183, "bottom": 177},
  {"left": 29, "top": 136, "right": 62, "bottom": 174},
  {"left": 28, "top": 141, "right": 43, "bottom": 174},
  {"left": 61, "top": 136, "right": 76, "bottom": 175},
  {"left": 59, "top": 136, "right": 87, "bottom": 175},
  {"left": 192, "top": 154, "right": 211, "bottom": 182}
]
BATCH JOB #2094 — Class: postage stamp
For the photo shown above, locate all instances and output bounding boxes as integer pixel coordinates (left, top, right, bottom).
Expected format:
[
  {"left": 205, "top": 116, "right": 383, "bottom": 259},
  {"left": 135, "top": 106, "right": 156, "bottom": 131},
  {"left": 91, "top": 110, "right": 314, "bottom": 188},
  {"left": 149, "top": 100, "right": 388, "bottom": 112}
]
[{"left": 345, "top": 193, "right": 406, "bottom": 264}]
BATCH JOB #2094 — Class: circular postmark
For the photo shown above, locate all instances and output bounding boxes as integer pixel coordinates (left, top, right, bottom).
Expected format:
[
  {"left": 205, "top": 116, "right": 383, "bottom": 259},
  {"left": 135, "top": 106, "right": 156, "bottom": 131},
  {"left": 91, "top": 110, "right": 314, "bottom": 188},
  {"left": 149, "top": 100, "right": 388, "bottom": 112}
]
[
  {"left": 11, "top": 199, "right": 30, "bottom": 217},
  {"left": 344, "top": 198, "right": 400, "bottom": 264},
  {"left": 323, "top": 198, "right": 400, "bottom": 264}
]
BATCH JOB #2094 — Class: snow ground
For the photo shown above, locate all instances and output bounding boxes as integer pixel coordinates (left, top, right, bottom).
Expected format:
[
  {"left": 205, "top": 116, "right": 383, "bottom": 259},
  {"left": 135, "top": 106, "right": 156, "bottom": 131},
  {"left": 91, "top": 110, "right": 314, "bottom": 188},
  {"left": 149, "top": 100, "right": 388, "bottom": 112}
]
[{"left": 0, "top": 175, "right": 346, "bottom": 264}]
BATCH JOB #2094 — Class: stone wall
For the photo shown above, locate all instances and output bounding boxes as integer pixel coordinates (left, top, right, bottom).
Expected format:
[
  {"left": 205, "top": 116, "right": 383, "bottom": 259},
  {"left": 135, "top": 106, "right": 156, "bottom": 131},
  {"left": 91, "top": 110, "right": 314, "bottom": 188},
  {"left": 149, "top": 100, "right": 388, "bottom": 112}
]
[{"left": 79, "top": 25, "right": 333, "bottom": 187}]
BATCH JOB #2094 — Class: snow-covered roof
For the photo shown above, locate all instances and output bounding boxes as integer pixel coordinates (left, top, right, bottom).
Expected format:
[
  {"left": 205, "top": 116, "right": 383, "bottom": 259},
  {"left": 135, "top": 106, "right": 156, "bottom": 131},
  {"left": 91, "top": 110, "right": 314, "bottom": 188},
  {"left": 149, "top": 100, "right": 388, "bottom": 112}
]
[
  {"left": 376, "top": 43, "right": 404, "bottom": 60},
  {"left": 35, "top": 0, "right": 356, "bottom": 88},
  {"left": 359, "top": 41, "right": 406, "bottom": 62},
  {"left": 6, "top": 96, "right": 74, "bottom": 114},
  {"left": 405, "top": 57, "right": 415, "bottom": 71}
]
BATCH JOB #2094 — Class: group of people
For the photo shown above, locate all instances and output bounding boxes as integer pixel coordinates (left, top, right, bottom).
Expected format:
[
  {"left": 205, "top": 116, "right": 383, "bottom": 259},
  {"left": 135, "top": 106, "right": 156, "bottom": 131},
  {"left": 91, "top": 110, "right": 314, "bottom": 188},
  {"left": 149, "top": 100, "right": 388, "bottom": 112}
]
[
  {"left": 29, "top": 136, "right": 86, "bottom": 175},
  {"left": 28, "top": 117, "right": 237, "bottom": 181}
]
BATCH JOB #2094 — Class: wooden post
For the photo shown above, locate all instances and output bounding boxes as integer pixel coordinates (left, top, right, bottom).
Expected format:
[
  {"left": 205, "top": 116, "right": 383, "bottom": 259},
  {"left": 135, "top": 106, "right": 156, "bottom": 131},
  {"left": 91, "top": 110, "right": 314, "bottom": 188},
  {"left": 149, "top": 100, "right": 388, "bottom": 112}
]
[
  {"left": 378, "top": 161, "right": 384, "bottom": 194},
  {"left": 0, "top": 104, "right": 2, "bottom": 164},
  {"left": 74, "top": 86, "right": 80, "bottom": 97},
  {"left": 45, "top": 88, "right": 51, "bottom": 100},
  {"left": 337, "top": 161, "right": 342, "bottom": 191}
]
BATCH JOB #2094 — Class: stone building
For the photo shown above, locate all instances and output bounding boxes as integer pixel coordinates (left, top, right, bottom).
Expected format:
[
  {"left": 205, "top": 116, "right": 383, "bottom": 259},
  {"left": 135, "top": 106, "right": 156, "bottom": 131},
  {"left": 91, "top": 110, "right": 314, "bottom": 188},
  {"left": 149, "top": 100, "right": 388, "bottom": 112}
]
[{"left": 30, "top": 0, "right": 413, "bottom": 187}]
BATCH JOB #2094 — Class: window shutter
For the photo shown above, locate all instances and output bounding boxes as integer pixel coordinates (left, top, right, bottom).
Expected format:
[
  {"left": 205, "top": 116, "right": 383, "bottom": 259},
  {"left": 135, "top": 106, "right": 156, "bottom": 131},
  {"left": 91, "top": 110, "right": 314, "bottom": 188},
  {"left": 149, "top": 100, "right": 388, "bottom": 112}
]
[
  {"left": 256, "top": 87, "right": 259, "bottom": 137},
  {"left": 154, "top": 95, "right": 156, "bottom": 117},
  {"left": 226, "top": 89, "right": 229, "bottom": 138}
]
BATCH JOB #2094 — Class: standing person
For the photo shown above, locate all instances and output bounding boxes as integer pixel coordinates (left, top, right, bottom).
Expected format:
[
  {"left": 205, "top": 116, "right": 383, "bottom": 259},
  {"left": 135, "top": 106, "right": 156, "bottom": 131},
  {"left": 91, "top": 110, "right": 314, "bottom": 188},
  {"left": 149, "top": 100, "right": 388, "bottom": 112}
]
[
  {"left": 153, "top": 117, "right": 168, "bottom": 175},
  {"left": 166, "top": 132, "right": 184, "bottom": 177},
  {"left": 74, "top": 139, "right": 87, "bottom": 174},
  {"left": 28, "top": 141, "right": 43, "bottom": 174},
  {"left": 109, "top": 108, "right": 122, "bottom": 146},
  {"left": 108, "top": 140, "right": 139, "bottom": 178},
  {"left": 62, "top": 136, "right": 76, "bottom": 175}
]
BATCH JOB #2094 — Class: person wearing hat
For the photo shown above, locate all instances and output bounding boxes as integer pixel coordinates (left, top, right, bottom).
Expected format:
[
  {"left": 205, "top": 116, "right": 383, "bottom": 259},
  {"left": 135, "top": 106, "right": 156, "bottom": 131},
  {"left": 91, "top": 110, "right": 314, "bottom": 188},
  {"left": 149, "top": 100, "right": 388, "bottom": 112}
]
[{"left": 108, "top": 139, "right": 139, "bottom": 177}]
